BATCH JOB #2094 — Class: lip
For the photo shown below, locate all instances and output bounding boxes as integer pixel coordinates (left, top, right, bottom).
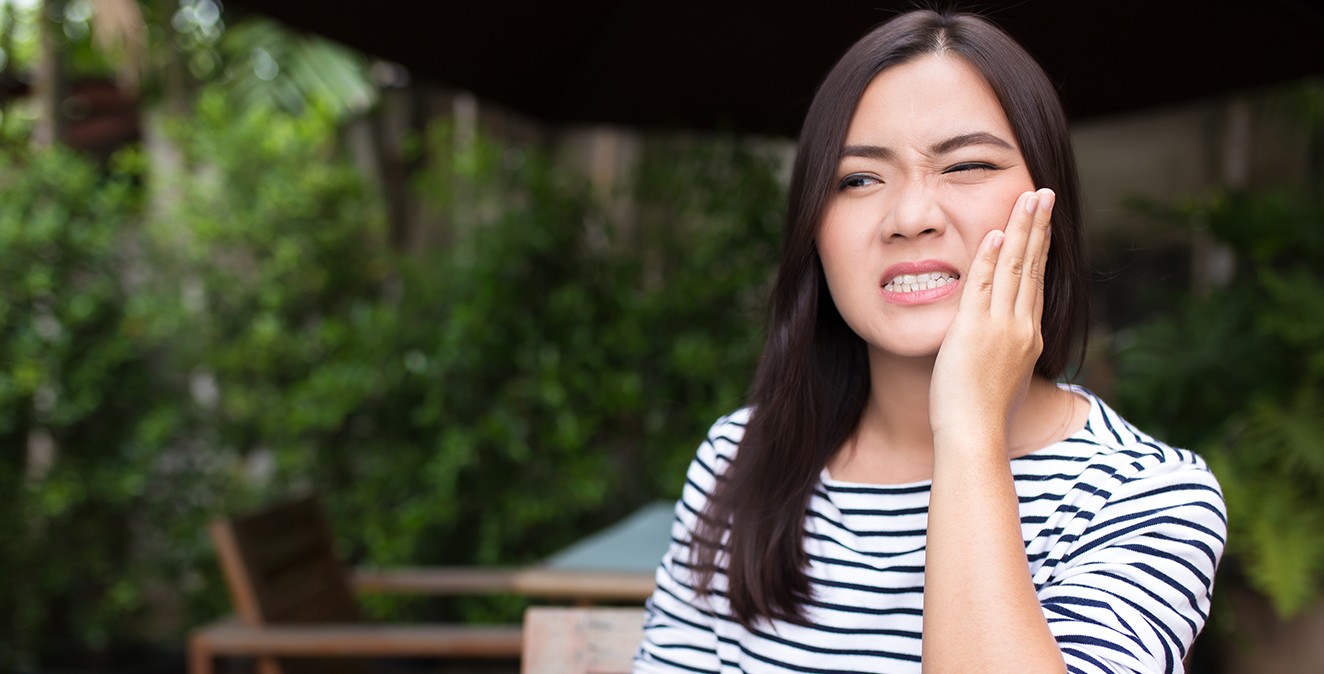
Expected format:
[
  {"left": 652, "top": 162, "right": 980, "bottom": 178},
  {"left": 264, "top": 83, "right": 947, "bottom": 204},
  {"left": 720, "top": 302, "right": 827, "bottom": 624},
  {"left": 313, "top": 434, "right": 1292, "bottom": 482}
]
[
  {"left": 879, "top": 259, "right": 962, "bottom": 305},
  {"left": 881, "top": 260, "right": 961, "bottom": 282}
]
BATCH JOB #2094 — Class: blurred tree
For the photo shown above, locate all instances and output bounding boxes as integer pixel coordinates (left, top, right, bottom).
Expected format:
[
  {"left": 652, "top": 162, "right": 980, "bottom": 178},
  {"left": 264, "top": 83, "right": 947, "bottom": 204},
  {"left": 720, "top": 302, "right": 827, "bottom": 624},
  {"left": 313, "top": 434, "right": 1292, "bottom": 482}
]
[
  {"left": 0, "top": 143, "right": 160, "bottom": 671},
  {"left": 0, "top": 2, "right": 25, "bottom": 138},
  {"left": 1114, "top": 82, "right": 1324, "bottom": 622},
  {"left": 89, "top": 0, "right": 147, "bottom": 91},
  {"left": 1, "top": 1, "right": 786, "bottom": 667},
  {"left": 218, "top": 17, "right": 375, "bottom": 119},
  {"left": 31, "top": 0, "right": 66, "bottom": 147}
]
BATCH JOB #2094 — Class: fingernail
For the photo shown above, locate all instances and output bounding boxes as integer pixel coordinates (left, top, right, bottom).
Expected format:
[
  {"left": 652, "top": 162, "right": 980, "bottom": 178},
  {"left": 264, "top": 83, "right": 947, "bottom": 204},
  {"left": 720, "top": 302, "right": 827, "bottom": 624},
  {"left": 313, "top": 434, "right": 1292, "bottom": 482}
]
[
  {"left": 990, "top": 230, "right": 1005, "bottom": 249},
  {"left": 1039, "top": 189, "right": 1056, "bottom": 212},
  {"left": 1025, "top": 195, "right": 1039, "bottom": 214}
]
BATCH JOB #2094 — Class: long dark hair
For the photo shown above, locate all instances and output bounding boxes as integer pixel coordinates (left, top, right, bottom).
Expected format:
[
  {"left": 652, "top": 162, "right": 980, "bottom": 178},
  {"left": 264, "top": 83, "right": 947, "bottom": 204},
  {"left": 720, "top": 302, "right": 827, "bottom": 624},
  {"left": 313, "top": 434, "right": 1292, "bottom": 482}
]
[{"left": 691, "top": 9, "right": 1090, "bottom": 628}]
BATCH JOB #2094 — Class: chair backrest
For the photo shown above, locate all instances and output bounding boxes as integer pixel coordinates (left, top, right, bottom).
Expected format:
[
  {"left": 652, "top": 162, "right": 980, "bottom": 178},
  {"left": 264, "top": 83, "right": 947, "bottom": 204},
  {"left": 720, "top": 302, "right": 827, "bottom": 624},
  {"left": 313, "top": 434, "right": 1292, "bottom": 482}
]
[
  {"left": 210, "top": 493, "right": 369, "bottom": 674},
  {"left": 521, "top": 606, "right": 646, "bottom": 674}
]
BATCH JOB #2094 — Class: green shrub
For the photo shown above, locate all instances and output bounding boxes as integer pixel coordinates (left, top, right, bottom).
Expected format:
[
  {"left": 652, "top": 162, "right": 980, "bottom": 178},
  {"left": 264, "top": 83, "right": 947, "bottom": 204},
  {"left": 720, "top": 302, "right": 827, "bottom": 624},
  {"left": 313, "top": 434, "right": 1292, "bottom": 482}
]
[
  {"left": 1114, "top": 186, "right": 1324, "bottom": 618},
  {"left": 0, "top": 74, "right": 786, "bottom": 665},
  {"left": 134, "top": 97, "right": 784, "bottom": 626},
  {"left": 0, "top": 144, "right": 162, "bottom": 669}
]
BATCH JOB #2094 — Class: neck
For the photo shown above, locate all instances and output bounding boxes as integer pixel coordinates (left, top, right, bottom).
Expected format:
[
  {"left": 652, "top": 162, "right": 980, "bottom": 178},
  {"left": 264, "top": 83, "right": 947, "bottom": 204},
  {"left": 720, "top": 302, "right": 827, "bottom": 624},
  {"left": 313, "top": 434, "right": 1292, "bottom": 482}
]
[
  {"left": 827, "top": 349, "right": 1085, "bottom": 485},
  {"left": 866, "top": 352, "right": 939, "bottom": 451}
]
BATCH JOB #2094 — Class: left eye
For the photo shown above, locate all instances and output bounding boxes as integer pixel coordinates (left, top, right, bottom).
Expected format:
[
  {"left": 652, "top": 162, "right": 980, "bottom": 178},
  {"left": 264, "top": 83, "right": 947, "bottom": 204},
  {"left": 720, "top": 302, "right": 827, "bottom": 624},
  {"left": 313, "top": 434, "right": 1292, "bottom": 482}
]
[
  {"left": 838, "top": 173, "right": 881, "bottom": 190},
  {"left": 944, "top": 163, "right": 996, "bottom": 173}
]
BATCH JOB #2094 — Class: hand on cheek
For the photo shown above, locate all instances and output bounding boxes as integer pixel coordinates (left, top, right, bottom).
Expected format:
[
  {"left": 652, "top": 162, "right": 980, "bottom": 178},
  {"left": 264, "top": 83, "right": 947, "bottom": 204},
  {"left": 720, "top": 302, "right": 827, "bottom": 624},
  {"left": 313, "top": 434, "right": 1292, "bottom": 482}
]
[{"left": 929, "top": 188, "right": 1054, "bottom": 447}]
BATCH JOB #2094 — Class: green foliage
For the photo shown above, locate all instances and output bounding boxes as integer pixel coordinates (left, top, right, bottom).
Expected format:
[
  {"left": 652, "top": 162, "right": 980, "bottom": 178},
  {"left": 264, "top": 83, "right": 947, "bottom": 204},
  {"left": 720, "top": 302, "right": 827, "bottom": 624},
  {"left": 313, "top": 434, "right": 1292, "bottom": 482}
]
[
  {"left": 0, "top": 0, "right": 766, "bottom": 667},
  {"left": 0, "top": 1, "right": 40, "bottom": 74},
  {"left": 329, "top": 127, "right": 783, "bottom": 618},
  {"left": 0, "top": 143, "right": 161, "bottom": 670},
  {"left": 141, "top": 86, "right": 392, "bottom": 465},
  {"left": 2, "top": 50, "right": 783, "bottom": 663},
  {"left": 623, "top": 136, "right": 783, "bottom": 486},
  {"left": 1114, "top": 182, "right": 1324, "bottom": 618},
  {"left": 138, "top": 109, "right": 781, "bottom": 628},
  {"left": 218, "top": 18, "right": 377, "bottom": 119}
]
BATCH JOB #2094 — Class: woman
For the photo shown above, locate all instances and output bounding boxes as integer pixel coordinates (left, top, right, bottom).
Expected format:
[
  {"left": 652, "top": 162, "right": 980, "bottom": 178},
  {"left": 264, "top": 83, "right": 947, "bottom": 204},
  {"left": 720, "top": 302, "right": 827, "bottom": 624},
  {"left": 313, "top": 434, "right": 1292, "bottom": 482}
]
[{"left": 636, "top": 9, "right": 1226, "bottom": 674}]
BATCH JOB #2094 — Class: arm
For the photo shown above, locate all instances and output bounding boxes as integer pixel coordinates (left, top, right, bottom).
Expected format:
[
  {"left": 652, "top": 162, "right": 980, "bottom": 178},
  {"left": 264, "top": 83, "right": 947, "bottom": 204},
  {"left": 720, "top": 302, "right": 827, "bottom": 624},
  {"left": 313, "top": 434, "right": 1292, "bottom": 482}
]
[
  {"left": 634, "top": 414, "right": 744, "bottom": 673},
  {"left": 925, "top": 436, "right": 1065, "bottom": 672},
  {"left": 1039, "top": 456, "right": 1226, "bottom": 673},
  {"left": 923, "top": 189, "right": 1066, "bottom": 673}
]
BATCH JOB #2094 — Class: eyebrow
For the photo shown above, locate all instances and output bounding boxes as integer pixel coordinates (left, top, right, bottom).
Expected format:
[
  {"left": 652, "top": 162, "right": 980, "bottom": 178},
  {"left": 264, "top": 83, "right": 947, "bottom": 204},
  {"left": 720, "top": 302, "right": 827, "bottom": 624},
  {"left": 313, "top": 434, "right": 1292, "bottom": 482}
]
[
  {"left": 929, "top": 131, "right": 1015, "bottom": 155},
  {"left": 840, "top": 132, "right": 1015, "bottom": 161},
  {"left": 840, "top": 144, "right": 895, "bottom": 161}
]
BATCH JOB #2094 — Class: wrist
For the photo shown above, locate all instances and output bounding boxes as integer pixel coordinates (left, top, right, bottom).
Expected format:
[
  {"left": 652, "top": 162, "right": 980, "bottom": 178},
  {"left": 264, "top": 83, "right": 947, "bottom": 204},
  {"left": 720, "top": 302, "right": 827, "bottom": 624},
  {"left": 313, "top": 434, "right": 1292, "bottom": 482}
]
[{"left": 933, "top": 424, "right": 1008, "bottom": 458}]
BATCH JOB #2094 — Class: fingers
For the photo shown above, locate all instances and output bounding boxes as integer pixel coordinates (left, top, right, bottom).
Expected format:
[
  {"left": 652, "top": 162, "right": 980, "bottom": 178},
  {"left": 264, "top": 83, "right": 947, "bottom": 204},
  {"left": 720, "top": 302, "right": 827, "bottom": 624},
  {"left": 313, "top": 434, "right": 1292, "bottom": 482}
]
[
  {"left": 960, "top": 227, "right": 1006, "bottom": 311},
  {"left": 991, "top": 188, "right": 1053, "bottom": 318},
  {"left": 1016, "top": 189, "right": 1054, "bottom": 320}
]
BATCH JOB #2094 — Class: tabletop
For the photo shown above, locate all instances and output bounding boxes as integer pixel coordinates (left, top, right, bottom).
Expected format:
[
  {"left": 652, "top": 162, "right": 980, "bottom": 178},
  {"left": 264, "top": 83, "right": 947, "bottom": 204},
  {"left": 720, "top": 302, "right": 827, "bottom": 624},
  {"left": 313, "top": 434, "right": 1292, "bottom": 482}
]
[{"left": 512, "top": 500, "right": 676, "bottom": 602}]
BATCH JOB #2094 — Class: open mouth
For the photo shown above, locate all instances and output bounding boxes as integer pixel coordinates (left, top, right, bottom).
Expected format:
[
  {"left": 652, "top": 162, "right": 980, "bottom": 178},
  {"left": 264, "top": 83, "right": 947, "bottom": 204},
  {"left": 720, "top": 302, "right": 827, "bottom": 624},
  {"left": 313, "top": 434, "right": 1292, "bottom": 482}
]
[{"left": 883, "top": 272, "right": 959, "bottom": 294}]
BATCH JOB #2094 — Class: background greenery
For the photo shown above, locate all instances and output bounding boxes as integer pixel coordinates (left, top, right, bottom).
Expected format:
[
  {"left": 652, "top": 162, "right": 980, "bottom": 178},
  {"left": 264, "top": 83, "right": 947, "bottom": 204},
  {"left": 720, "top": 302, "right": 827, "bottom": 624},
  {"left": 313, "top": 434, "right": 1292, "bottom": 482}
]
[
  {"left": 0, "top": 62, "right": 783, "bottom": 669},
  {"left": 1112, "top": 86, "right": 1324, "bottom": 641},
  {"left": 1114, "top": 193, "right": 1324, "bottom": 613},
  {"left": 4, "top": 1, "right": 1323, "bottom": 672},
  {"left": 0, "top": 138, "right": 159, "bottom": 670}
]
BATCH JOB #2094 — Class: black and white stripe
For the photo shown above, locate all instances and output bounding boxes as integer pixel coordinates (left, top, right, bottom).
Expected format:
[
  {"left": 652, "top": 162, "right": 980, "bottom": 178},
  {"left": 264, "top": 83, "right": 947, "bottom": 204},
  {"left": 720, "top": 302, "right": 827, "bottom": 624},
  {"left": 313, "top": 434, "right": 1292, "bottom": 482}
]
[{"left": 635, "top": 388, "right": 1227, "bottom": 674}]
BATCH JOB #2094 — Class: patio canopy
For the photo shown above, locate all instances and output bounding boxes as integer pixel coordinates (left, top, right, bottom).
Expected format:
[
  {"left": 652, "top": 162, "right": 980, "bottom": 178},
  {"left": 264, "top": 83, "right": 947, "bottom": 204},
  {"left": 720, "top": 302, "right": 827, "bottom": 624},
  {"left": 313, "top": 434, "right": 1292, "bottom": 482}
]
[{"left": 229, "top": 1, "right": 1324, "bottom": 136}]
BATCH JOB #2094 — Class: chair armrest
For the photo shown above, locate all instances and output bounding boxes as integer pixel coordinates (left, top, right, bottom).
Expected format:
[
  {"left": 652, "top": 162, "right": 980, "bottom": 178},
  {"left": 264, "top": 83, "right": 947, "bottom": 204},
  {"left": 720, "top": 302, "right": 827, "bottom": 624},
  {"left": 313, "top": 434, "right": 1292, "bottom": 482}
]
[
  {"left": 511, "top": 568, "right": 655, "bottom": 602},
  {"left": 189, "top": 619, "right": 523, "bottom": 657},
  {"left": 350, "top": 566, "right": 520, "bottom": 595}
]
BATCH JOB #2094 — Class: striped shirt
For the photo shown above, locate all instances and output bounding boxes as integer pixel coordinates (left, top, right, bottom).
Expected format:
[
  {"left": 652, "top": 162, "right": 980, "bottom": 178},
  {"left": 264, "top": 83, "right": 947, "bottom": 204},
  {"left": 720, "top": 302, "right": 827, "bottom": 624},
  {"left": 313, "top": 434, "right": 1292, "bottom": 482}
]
[{"left": 636, "top": 387, "right": 1227, "bottom": 674}]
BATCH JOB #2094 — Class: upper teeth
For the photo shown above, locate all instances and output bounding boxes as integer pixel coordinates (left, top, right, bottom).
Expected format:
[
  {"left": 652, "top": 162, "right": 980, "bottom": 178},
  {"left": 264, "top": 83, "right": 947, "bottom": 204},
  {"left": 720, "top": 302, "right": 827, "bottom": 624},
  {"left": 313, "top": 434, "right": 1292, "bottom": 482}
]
[{"left": 885, "top": 272, "right": 957, "bottom": 293}]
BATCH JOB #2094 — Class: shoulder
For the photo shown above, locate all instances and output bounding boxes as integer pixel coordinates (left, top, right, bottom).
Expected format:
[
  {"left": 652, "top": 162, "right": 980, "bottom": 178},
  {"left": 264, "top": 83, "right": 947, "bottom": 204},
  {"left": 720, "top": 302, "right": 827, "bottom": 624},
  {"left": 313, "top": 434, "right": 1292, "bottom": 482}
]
[
  {"left": 1034, "top": 393, "right": 1228, "bottom": 673},
  {"left": 685, "top": 407, "right": 750, "bottom": 486},
  {"left": 1018, "top": 387, "right": 1227, "bottom": 541},
  {"left": 1063, "top": 386, "right": 1221, "bottom": 487},
  {"left": 670, "top": 408, "right": 752, "bottom": 542},
  {"left": 1061, "top": 387, "right": 1227, "bottom": 536},
  {"left": 705, "top": 407, "right": 750, "bottom": 451}
]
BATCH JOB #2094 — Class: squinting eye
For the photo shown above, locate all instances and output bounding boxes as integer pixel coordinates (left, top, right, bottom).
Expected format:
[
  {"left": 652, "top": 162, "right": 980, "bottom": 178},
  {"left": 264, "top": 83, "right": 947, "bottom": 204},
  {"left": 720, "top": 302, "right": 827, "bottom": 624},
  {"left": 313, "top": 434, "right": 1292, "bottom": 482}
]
[
  {"left": 944, "top": 162, "right": 997, "bottom": 174},
  {"left": 838, "top": 174, "right": 880, "bottom": 190}
]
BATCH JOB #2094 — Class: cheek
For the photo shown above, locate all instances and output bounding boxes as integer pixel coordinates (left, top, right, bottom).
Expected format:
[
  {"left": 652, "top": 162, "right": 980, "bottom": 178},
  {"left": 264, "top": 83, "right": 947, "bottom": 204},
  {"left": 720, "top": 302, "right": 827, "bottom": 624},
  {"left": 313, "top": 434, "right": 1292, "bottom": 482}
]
[
  {"left": 815, "top": 214, "right": 877, "bottom": 315},
  {"left": 944, "top": 182, "right": 1029, "bottom": 251},
  {"left": 817, "top": 203, "right": 871, "bottom": 266}
]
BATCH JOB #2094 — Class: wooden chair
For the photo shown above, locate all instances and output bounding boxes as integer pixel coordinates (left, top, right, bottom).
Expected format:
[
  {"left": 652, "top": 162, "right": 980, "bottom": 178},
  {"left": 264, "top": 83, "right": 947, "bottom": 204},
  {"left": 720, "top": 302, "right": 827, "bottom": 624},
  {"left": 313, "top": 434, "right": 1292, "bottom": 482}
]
[
  {"left": 189, "top": 494, "right": 524, "bottom": 674},
  {"left": 520, "top": 607, "right": 646, "bottom": 674}
]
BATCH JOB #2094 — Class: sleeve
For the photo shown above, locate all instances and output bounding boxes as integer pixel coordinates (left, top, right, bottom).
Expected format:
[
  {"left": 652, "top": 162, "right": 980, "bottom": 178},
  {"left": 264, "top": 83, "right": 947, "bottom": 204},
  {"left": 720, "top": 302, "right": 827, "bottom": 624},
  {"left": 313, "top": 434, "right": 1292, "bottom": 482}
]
[
  {"left": 1037, "top": 456, "right": 1228, "bottom": 674},
  {"left": 634, "top": 412, "right": 744, "bottom": 673}
]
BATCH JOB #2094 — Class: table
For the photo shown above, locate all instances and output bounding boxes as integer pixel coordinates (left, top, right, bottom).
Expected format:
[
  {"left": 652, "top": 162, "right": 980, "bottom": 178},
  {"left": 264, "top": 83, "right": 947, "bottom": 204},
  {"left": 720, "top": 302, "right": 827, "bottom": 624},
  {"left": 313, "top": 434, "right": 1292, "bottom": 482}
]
[
  {"left": 512, "top": 500, "right": 675, "bottom": 603},
  {"left": 189, "top": 497, "right": 677, "bottom": 674}
]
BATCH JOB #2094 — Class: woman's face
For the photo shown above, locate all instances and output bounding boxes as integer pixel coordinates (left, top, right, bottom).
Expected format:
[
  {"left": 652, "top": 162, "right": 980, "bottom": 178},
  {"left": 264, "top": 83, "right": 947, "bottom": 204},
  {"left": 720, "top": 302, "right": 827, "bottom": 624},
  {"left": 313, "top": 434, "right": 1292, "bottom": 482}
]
[{"left": 817, "top": 53, "right": 1036, "bottom": 362}]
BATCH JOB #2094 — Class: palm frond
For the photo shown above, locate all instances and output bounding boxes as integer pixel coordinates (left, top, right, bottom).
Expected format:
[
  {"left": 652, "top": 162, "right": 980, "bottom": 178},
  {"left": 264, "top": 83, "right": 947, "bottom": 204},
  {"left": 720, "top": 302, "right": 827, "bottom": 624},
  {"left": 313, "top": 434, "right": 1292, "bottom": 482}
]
[{"left": 89, "top": 0, "right": 147, "bottom": 90}]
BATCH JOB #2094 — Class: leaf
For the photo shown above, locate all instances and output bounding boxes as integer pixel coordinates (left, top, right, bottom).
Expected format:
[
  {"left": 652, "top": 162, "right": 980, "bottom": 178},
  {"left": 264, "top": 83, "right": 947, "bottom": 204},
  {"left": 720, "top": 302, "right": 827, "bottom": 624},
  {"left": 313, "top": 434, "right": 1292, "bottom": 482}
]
[{"left": 1241, "top": 386, "right": 1324, "bottom": 483}]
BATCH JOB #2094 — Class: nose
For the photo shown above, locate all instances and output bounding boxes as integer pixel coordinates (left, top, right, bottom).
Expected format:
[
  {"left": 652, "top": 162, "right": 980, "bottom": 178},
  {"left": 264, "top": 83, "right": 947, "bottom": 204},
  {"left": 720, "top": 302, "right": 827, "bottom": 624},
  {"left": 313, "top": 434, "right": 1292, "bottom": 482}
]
[{"left": 882, "top": 182, "right": 945, "bottom": 241}]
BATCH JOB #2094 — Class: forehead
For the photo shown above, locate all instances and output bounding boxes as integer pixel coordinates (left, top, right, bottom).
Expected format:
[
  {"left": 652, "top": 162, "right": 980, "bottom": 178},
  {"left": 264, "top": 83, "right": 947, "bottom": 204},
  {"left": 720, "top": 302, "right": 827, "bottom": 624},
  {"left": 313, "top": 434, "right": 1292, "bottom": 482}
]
[{"left": 844, "top": 53, "right": 1018, "bottom": 150}]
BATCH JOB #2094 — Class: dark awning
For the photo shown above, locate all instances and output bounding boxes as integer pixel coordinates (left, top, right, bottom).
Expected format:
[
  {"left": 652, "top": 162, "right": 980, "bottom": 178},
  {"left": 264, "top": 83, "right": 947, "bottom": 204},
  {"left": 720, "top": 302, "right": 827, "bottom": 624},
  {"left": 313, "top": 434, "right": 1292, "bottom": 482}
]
[{"left": 227, "top": 1, "right": 1324, "bottom": 136}]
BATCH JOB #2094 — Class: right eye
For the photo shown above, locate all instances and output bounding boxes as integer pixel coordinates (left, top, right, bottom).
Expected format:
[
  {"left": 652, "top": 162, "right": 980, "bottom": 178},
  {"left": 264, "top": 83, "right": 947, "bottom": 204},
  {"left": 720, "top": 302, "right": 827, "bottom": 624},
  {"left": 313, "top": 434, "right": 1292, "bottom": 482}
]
[{"left": 838, "top": 173, "right": 881, "bottom": 190}]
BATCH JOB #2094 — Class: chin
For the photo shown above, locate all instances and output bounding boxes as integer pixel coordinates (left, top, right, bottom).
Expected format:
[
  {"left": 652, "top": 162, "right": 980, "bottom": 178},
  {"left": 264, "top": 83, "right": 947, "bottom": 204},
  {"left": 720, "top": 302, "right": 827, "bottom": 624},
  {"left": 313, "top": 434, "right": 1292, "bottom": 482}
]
[
  {"left": 869, "top": 341, "right": 944, "bottom": 361},
  {"left": 859, "top": 314, "right": 953, "bottom": 359},
  {"left": 861, "top": 328, "right": 947, "bottom": 361}
]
